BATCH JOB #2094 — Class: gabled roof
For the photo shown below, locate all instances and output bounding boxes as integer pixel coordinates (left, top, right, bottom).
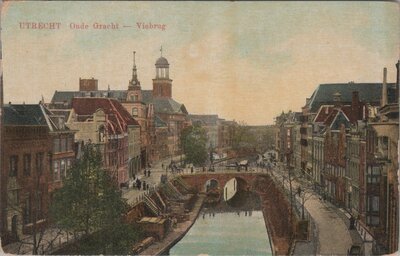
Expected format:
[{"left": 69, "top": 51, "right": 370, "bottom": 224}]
[
  {"left": 329, "top": 110, "right": 351, "bottom": 130},
  {"left": 71, "top": 98, "right": 139, "bottom": 134},
  {"left": 4, "top": 104, "right": 73, "bottom": 132},
  {"left": 51, "top": 90, "right": 127, "bottom": 106},
  {"left": 306, "top": 83, "right": 387, "bottom": 112},
  {"left": 314, "top": 105, "right": 335, "bottom": 123},
  {"left": 4, "top": 104, "right": 48, "bottom": 126}
]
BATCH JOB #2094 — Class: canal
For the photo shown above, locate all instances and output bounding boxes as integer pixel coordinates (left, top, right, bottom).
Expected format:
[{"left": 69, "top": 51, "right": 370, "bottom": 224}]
[{"left": 170, "top": 188, "right": 272, "bottom": 255}]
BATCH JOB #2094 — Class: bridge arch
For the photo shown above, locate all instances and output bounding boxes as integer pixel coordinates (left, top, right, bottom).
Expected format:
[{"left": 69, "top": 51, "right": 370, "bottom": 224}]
[{"left": 204, "top": 178, "right": 219, "bottom": 192}]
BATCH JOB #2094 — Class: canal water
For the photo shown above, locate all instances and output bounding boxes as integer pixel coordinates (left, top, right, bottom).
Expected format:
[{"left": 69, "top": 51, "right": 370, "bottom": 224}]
[{"left": 170, "top": 210, "right": 272, "bottom": 255}]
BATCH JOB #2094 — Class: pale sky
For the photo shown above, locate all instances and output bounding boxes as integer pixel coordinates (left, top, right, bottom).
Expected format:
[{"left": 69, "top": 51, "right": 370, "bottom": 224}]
[{"left": 1, "top": 1, "right": 399, "bottom": 125}]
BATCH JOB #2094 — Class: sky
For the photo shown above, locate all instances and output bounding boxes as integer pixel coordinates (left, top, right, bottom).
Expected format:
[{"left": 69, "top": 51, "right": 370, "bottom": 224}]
[{"left": 1, "top": 1, "right": 399, "bottom": 125}]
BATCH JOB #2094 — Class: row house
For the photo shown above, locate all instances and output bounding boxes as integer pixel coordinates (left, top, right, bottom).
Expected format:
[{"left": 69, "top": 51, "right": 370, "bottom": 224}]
[
  {"left": 275, "top": 62, "right": 399, "bottom": 254},
  {"left": 1, "top": 103, "right": 75, "bottom": 244},
  {"left": 362, "top": 64, "right": 399, "bottom": 254},
  {"left": 300, "top": 82, "right": 385, "bottom": 179},
  {"left": 66, "top": 98, "right": 140, "bottom": 188},
  {"left": 275, "top": 111, "right": 301, "bottom": 167},
  {"left": 316, "top": 91, "right": 368, "bottom": 205}
]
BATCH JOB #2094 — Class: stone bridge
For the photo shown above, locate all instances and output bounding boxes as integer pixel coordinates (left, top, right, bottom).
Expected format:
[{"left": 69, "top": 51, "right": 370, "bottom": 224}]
[{"left": 179, "top": 172, "right": 262, "bottom": 193}]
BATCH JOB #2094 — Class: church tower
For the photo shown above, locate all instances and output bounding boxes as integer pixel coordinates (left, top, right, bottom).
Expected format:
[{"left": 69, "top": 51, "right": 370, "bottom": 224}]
[
  {"left": 127, "top": 51, "right": 142, "bottom": 102},
  {"left": 152, "top": 47, "right": 172, "bottom": 98}
]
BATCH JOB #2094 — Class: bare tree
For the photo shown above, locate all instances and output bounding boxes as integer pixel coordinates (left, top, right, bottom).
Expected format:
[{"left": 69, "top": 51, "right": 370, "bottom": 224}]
[{"left": 6, "top": 162, "right": 62, "bottom": 255}]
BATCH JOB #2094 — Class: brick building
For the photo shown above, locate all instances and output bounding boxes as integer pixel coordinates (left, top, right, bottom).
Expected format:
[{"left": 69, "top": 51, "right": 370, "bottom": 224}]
[
  {"left": 274, "top": 62, "right": 400, "bottom": 254},
  {"left": 67, "top": 98, "right": 140, "bottom": 188},
  {"left": 1, "top": 104, "right": 75, "bottom": 244}
]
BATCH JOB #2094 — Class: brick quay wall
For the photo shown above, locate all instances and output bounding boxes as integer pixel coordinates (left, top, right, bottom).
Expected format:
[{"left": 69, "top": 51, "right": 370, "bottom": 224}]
[{"left": 180, "top": 173, "right": 297, "bottom": 255}]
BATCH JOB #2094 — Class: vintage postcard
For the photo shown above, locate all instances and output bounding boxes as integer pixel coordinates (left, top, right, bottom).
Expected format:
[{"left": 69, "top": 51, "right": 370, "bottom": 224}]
[{"left": 0, "top": 1, "right": 399, "bottom": 255}]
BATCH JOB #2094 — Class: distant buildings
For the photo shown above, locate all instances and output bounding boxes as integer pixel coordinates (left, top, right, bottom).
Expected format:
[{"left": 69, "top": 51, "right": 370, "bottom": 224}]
[{"left": 275, "top": 62, "right": 399, "bottom": 254}]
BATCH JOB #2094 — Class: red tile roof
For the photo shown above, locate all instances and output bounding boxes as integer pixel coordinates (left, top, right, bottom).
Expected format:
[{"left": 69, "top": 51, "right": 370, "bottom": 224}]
[
  {"left": 314, "top": 105, "right": 334, "bottom": 123},
  {"left": 71, "top": 98, "right": 139, "bottom": 134}
]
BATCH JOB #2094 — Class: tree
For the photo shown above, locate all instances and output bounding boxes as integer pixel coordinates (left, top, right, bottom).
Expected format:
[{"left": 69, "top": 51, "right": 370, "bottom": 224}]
[
  {"left": 50, "top": 144, "right": 139, "bottom": 254},
  {"left": 181, "top": 124, "right": 208, "bottom": 166}
]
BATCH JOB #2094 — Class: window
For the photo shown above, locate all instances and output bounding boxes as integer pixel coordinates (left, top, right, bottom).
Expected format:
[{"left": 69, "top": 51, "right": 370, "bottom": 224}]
[
  {"left": 36, "top": 153, "right": 44, "bottom": 175},
  {"left": 9, "top": 189, "right": 19, "bottom": 204},
  {"left": 53, "top": 138, "right": 60, "bottom": 153},
  {"left": 99, "top": 126, "right": 105, "bottom": 142},
  {"left": 60, "top": 138, "right": 67, "bottom": 152},
  {"left": 67, "top": 159, "right": 72, "bottom": 170},
  {"left": 23, "top": 154, "right": 31, "bottom": 176},
  {"left": 132, "top": 108, "right": 138, "bottom": 116},
  {"left": 60, "top": 160, "right": 66, "bottom": 178},
  {"left": 366, "top": 195, "right": 380, "bottom": 226},
  {"left": 67, "top": 136, "right": 73, "bottom": 151},
  {"left": 53, "top": 161, "right": 60, "bottom": 181},
  {"left": 367, "top": 166, "right": 381, "bottom": 184},
  {"left": 9, "top": 155, "right": 18, "bottom": 177},
  {"left": 368, "top": 196, "right": 379, "bottom": 212}
]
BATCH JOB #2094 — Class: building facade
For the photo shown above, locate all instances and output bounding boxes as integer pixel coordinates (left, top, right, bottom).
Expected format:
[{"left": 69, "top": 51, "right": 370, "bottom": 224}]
[
  {"left": 1, "top": 104, "right": 75, "bottom": 244},
  {"left": 67, "top": 98, "right": 140, "bottom": 188}
]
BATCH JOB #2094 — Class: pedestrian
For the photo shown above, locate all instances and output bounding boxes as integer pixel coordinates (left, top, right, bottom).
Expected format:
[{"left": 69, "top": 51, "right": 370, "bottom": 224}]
[
  {"left": 162, "top": 163, "right": 164, "bottom": 170},
  {"left": 191, "top": 166, "right": 194, "bottom": 174},
  {"left": 148, "top": 169, "right": 151, "bottom": 177}
]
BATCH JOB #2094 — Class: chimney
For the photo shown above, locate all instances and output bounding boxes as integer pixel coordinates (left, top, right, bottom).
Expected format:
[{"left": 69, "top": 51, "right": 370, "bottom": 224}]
[
  {"left": 79, "top": 78, "right": 98, "bottom": 92},
  {"left": 351, "top": 91, "right": 360, "bottom": 122},
  {"left": 381, "top": 67, "right": 388, "bottom": 107}
]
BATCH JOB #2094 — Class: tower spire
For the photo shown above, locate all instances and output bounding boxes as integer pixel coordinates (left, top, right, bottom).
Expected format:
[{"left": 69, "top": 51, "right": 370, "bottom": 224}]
[
  {"left": 160, "top": 46, "right": 163, "bottom": 57},
  {"left": 129, "top": 50, "right": 140, "bottom": 89}
]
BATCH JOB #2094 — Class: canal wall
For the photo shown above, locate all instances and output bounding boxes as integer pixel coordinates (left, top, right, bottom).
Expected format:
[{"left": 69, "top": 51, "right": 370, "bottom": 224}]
[
  {"left": 254, "top": 174, "right": 297, "bottom": 255},
  {"left": 181, "top": 173, "right": 297, "bottom": 256},
  {"left": 139, "top": 194, "right": 205, "bottom": 255}
]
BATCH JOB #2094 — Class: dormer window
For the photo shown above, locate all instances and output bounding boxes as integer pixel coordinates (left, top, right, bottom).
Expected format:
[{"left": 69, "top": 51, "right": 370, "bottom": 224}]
[{"left": 132, "top": 108, "right": 138, "bottom": 117}]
